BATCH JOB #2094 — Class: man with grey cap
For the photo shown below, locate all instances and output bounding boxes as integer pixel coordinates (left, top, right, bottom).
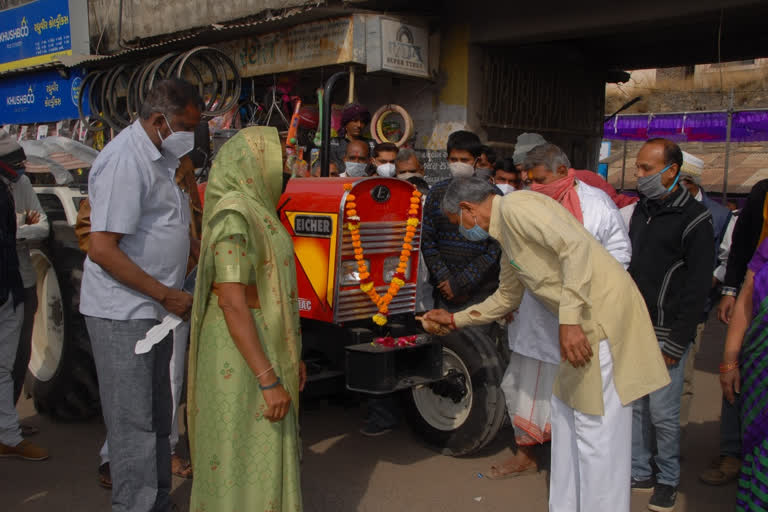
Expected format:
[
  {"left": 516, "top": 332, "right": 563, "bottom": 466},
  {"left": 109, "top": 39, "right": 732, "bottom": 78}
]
[
  {"left": 0, "top": 132, "right": 48, "bottom": 461},
  {"left": 512, "top": 132, "right": 547, "bottom": 176}
]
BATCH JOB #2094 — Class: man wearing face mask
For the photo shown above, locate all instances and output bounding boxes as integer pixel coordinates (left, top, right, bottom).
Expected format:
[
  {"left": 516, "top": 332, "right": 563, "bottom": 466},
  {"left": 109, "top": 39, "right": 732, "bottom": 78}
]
[
  {"left": 423, "top": 177, "right": 670, "bottom": 512},
  {"left": 628, "top": 138, "right": 714, "bottom": 512},
  {"left": 329, "top": 102, "right": 375, "bottom": 176},
  {"left": 421, "top": 130, "right": 501, "bottom": 315},
  {"left": 339, "top": 139, "right": 371, "bottom": 178},
  {"left": 371, "top": 142, "right": 398, "bottom": 177},
  {"left": 493, "top": 158, "right": 521, "bottom": 195},
  {"left": 0, "top": 135, "right": 49, "bottom": 462},
  {"left": 395, "top": 148, "right": 425, "bottom": 181},
  {"left": 483, "top": 143, "right": 631, "bottom": 480},
  {"left": 80, "top": 79, "right": 203, "bottom": 512}
]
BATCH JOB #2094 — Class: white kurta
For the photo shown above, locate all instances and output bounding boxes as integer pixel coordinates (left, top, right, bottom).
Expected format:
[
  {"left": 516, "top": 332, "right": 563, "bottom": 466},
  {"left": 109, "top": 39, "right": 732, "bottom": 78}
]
[{"left": 507, "top": 181, "right": 631, "bottom": 362}]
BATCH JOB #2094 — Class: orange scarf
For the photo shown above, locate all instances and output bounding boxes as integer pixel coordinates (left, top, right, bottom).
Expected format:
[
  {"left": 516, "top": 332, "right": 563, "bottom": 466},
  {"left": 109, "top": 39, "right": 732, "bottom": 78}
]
[{"left": 530, "top": 168, "right": 583, "bottom": 224}]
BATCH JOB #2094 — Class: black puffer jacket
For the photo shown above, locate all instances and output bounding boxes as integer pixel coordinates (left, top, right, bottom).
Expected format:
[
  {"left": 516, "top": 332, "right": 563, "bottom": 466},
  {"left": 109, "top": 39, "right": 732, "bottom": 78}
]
[{"left": 628, "top": 186, "right": 715, "bottom": 360}]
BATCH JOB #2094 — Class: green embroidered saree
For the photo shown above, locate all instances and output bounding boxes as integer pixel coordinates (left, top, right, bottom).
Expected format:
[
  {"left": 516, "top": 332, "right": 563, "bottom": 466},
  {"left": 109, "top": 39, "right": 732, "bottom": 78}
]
[{"left": 188, "top": 127, "right": 302, "bottom": 512}]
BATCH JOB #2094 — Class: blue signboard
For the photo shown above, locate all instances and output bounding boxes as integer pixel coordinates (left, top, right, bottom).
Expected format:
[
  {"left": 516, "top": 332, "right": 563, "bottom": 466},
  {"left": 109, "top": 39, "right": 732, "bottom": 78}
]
[
  {"left": 0, "top": 0, "right": 89, "bottom": 73},
  {"left": 0, "top": 68, "right": 88, "bottom": 124}
]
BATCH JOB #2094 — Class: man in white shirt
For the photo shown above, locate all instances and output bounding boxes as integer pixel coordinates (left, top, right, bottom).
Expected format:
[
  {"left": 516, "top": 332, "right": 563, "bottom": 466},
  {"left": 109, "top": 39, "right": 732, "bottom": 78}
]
[
  {"left": 81, "top": 79, "right": 202, "bottom": 512},
  {"left": 487, "top": 143, "right": 632, "bottom": 480}
]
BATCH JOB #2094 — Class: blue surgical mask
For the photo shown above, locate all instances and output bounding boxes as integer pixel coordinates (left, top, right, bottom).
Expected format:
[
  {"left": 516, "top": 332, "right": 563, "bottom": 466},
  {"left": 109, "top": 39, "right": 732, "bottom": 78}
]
[{"left": 458, "top": 209, "right": 490, "bottom": 241}]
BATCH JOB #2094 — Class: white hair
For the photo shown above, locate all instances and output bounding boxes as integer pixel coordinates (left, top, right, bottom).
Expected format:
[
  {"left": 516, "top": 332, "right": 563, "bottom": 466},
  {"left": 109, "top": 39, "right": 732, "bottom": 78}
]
[{"left": 441, "top": 177, "right": 497, "bottom": 214}]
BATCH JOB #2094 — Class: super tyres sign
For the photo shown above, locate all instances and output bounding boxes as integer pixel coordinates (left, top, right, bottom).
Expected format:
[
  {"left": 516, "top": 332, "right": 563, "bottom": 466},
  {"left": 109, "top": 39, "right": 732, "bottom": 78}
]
[
  {"left": 0, "top": 0, "right": 89, "bottom": 73},
  {"left": 0, "top": 68, "right": 88, "bottom": 124}
]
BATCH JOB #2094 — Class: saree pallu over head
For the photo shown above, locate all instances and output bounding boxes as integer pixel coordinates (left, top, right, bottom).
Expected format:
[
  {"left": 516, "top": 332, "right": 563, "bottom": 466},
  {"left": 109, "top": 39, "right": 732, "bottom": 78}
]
[{"left": 188, "top": 126, "right": 302, "bottom": 455}]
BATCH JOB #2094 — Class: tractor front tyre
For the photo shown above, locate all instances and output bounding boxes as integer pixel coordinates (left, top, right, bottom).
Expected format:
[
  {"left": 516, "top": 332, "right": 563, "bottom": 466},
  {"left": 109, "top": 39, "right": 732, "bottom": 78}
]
[{"left": 404, "top": 327, "right": 506, "bottom": 456}]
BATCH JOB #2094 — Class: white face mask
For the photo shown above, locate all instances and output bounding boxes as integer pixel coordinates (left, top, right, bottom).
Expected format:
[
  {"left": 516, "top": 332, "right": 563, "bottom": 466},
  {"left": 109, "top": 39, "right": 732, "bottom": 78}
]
[
  {"left": 398, "top": 172, "right": 420, "bottom": 181},
  {"left": 158, "top": 114, "right": 194, "bottom": 159},
  {"left": 345, "top": 161, "right": 368, "bottom": 177},
  {"left": 449, "top": 161, "right": 475, "bottom": 178},
  {"left": 375, "top": 163, "right": 396, "bottom": 177},
  {"left": 496, "top": 183, "right": 515, "bottom": 195}
]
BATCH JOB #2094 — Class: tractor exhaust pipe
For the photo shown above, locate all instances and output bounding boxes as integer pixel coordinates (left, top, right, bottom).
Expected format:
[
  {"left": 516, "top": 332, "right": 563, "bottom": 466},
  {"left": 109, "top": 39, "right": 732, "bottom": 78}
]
[{"left": 320, "top": 71, "right": 349, "bottom": 177}]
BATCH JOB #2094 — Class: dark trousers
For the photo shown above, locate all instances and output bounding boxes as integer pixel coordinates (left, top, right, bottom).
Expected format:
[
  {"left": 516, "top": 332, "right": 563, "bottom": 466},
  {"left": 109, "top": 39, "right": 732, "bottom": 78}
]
[{"left": 12, "top": 286, "right": 37, "bottom": 404}]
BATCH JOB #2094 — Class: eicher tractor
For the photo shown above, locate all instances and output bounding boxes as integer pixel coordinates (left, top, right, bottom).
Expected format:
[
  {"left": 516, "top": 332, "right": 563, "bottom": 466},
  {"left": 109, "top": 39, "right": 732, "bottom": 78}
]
[{"left": 278, "top": 176, "right": 508, "bottom": 455}]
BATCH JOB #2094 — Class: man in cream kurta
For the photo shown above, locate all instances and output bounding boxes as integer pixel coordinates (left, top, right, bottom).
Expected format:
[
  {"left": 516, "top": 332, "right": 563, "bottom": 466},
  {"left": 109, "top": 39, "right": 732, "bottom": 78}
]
[{"left": 426, "top": 178, "right": 670, "bottom": 512}]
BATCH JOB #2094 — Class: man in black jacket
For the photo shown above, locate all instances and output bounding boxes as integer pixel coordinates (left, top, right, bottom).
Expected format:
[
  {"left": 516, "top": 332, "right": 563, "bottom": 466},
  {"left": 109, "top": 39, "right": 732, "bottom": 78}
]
[{"left": 628, "top": 138, "right": 714, "bottom": 512}]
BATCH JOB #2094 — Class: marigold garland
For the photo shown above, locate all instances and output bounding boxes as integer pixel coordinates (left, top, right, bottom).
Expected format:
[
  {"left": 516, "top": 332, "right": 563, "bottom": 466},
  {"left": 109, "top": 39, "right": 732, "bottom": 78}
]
[{"left": 343, "top": 183, "right": 422, "bottom": 325}]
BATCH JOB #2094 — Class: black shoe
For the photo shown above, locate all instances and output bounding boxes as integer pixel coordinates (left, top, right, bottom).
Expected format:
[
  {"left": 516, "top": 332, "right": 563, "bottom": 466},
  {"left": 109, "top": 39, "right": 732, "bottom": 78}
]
[
  {"left": 648, "top": 483, "right": 677, "bottom": 512},
  {"left": 360, "top": 423, "right": 394, "bottom": 437},
  {"left": 631, "top": 476, "right": 656, "bottom": 493}
]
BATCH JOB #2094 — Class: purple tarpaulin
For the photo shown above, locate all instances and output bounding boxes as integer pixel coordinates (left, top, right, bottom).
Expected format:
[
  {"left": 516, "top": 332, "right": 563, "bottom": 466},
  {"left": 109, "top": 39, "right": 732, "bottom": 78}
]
[{"left": 603, "top": 111, "right": 768, "bottom": 142}]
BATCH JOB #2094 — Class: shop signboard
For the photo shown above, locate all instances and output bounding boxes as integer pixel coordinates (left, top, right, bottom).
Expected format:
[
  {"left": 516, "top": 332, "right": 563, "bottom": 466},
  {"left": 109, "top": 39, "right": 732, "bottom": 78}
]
[
  {"left": 0, "top": 68, "right": 88, "bottom": 124},
  {"left": 222, "top": 16, "right": 361, "bottom": 77},
  {"left": 367, "top": 18, "right": 430, "bottom": 79},
  {"left": 0, "top": 0, "right": 89, "bottom": 73}
]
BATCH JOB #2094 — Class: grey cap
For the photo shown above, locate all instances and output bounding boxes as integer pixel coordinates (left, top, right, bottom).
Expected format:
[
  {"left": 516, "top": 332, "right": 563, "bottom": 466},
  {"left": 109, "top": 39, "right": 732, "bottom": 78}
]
[{"left": 512, "top": 133, "right": 547, "bottom": 165}]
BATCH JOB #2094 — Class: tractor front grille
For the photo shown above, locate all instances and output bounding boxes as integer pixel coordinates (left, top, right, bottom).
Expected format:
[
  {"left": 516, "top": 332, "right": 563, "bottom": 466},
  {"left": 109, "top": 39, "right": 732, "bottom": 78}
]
[{"left": 336, "top": 221, "right": 421, "bottom": 323}]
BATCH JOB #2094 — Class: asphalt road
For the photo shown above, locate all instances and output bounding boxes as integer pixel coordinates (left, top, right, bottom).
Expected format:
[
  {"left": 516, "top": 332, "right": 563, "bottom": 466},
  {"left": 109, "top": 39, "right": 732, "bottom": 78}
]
[{"left": 2, "top": 317, "right": 737, "bottom": 511}]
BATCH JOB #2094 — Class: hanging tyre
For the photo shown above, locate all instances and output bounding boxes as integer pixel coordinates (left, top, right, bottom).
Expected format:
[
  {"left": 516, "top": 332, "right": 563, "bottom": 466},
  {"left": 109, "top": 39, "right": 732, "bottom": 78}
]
[
  {"left": 27, "top": 238, "right": 100, "bottom": 421},
  {"left": 404, "top": 327, "right": 507, "bottom": 456}
]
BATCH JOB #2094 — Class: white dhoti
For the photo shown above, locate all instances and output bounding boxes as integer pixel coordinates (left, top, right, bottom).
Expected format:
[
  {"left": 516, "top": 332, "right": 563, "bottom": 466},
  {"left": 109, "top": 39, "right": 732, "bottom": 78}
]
[
  {"left": 505, "top": 291, "right": 561, "bottom": 445},
  {"left": 502, "top": 352, "right": 558, "bottom": 445},
  {"left": 549, "top": 340, "right": 632, "bottom": 512}
]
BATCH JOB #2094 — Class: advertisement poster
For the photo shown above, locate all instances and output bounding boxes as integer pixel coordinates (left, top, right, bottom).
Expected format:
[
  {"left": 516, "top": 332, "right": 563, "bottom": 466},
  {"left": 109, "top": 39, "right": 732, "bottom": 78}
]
[
  {"left": 0, "top": 68, "right": 88, "bottom": 124},
  {"left": 0, "top": 0, "right": 89, "bottom": 72}
]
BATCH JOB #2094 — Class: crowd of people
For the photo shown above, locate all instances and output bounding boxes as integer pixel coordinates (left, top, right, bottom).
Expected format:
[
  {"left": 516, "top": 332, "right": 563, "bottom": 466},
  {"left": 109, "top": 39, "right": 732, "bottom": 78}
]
[{"left": 0, "top": 78, "right": 766, "bottom": 512}]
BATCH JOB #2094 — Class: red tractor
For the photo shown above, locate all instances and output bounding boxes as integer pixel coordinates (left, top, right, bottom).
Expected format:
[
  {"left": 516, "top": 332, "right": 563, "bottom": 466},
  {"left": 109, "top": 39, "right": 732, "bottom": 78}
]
[{"left": 280, "top": 176, "right": 508, "bottom": 456}]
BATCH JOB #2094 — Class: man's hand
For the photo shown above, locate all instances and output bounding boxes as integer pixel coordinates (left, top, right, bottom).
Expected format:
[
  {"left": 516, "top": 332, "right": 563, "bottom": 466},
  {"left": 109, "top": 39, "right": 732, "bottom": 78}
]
[
  {"left": 559, "top": 324, "right": 593, "bottom": 368},
  {"left": 161, "top": 289, "right": 193, "bottom": 318},
  {"left": 25, "top": 210, "right": 40, "bottom": 225},
  {"left": 437, "top": 280, "right": 455, "bottom": 301},
  {"left": 423, "top": 309, "right": 454, "bottom": 328},
  {"left": 717, "top": 295, "right": 736, "bottom": 324},
  {"left": 662, "top": 354, "right": 680, "bottom": 367}
]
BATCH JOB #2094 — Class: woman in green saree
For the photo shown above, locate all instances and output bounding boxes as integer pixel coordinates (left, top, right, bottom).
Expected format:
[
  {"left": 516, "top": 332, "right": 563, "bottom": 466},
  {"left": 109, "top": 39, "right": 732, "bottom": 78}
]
[{"left": 188, "top": 126, "right": 305, "bottom": 512}]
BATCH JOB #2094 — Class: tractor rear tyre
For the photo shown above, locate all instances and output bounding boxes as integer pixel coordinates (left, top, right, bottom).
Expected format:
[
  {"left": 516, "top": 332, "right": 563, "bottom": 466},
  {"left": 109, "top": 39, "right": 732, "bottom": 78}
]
[{"left": 26, "top": 242, "right": 100, "bottom": 420}]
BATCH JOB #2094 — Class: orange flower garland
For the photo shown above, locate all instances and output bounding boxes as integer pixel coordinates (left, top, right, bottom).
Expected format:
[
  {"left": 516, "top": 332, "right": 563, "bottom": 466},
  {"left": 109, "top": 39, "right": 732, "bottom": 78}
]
[{"left": 343, "top": 183, "right": 422, "bottom": 326}]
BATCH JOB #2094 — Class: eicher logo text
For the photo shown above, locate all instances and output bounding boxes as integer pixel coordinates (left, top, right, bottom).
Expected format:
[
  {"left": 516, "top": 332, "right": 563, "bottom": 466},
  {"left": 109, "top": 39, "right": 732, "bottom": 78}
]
[{"left": 294, "top": 215, "right": 333, "bottom": 238}]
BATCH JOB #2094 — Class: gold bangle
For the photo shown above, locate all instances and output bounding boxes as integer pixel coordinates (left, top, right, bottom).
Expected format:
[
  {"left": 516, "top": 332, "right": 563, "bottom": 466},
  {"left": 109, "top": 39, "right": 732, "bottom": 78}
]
[{"left": 719, "top": 361, "right": 739, "bottom": 374}]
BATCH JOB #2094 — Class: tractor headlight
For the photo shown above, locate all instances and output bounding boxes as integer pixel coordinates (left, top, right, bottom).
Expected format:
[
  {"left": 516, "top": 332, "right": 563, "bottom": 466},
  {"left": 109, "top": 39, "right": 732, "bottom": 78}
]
[
  {"left": 340, "top": 259, "right": 369, "bottom": 286},
  {"left": 383, "top": 256, "right": 411, "bottom": 283}
]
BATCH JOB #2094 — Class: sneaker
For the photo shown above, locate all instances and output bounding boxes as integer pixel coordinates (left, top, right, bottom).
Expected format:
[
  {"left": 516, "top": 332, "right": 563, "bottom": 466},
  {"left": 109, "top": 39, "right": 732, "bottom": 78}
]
[
  {"left": 699, "top": 455, "right": 740, "bottom": 486},
  {"left": 632, "top": 476, "right": 656, "bottom": 493},
  {"left": 648, "top": 483, "right": 677, "bottom": 512},
  {"left": 0, "top": 439, "right": 49, "bottom": 461},
  {"left": 360, "top": 423, "right": 393, "bottom": 437}
]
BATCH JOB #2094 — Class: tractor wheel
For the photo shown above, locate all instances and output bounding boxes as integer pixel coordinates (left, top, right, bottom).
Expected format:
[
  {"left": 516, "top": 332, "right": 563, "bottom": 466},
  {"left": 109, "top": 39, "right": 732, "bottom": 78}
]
[
  {"left": 26, "top": 242, "right": 100, "bottom": 420},
  {"left": 404, "top": 327, "right": 506, "bottom": 456}
]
